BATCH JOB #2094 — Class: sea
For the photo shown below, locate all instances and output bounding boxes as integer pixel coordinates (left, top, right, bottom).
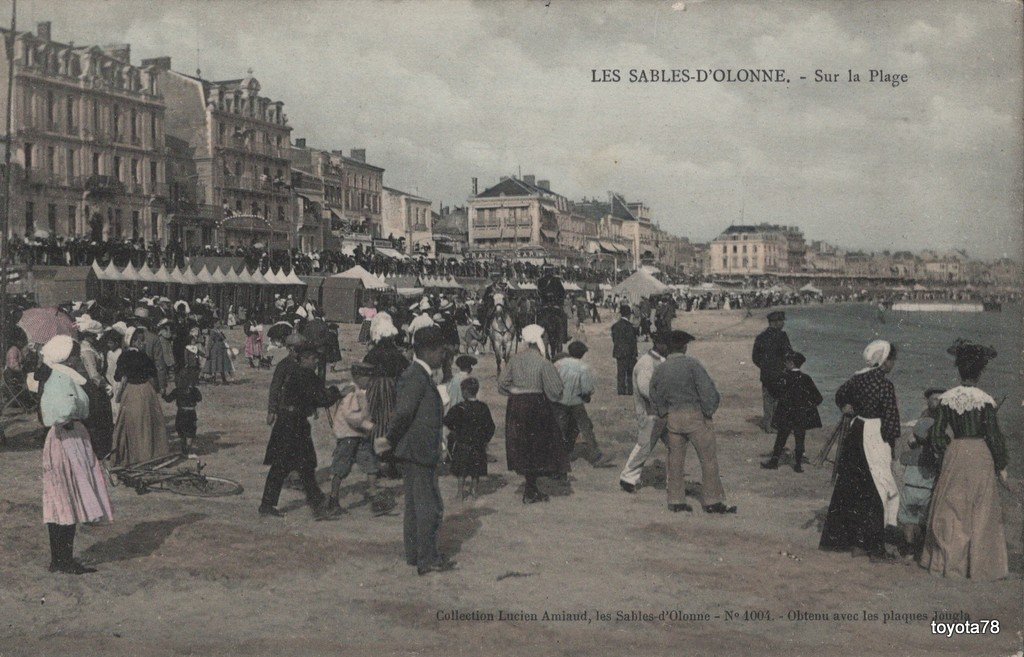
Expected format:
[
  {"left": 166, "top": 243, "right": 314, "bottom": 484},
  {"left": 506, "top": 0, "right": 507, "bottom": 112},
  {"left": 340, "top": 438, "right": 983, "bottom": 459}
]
[{"left": 784, "top": 303, "right": 1022, "bottom": 469}]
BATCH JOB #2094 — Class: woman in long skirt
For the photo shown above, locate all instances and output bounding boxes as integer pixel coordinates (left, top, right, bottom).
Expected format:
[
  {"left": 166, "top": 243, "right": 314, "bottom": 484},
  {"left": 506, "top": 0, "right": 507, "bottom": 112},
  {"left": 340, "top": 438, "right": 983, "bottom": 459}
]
[
  {"left": 38, "top": 336, "right": 113, "bottom": 574},
  {"left": 498, "top": 324, "right": 567, "bottom": 503},
  {"left": 364, "top": 313, "right": 409, "bottom": 483},
  {"left": 919, "top": 340, "right": 1009, "bottom": 580},
  {"left": 109, "top": 328, "right": 171, "bottom": 467},
  {"left": 820, "top": 340, "right": 902, "bottom": 560},
  {"left": 203, "top": 326, "right": 231, "bottom": 384}
]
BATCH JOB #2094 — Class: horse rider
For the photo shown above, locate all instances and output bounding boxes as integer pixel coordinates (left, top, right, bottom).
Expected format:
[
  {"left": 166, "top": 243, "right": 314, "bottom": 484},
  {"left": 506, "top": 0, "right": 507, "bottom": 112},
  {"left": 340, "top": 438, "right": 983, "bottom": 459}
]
[
  {"left": 537, "top": 263, "right": 566, "bottom": 309},
  {"left": 478, "top": 272, "right": 511, "bottom": 328}
]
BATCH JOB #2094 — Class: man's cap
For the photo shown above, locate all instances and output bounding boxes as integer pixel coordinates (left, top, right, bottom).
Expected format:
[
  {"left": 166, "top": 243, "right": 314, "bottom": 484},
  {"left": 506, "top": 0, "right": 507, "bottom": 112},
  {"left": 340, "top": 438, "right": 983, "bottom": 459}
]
[
  {"left": 669, "top": 330, "right": 696, "bottom": 348},
  {"left": 455, "top": 354, "right": 478, "bottom": 369},
  {"left": 619, "top": 305, "right": 632, "bottom": 317},
  {"left": 767, "top": 311, "right": 786, "bottom": 321}
]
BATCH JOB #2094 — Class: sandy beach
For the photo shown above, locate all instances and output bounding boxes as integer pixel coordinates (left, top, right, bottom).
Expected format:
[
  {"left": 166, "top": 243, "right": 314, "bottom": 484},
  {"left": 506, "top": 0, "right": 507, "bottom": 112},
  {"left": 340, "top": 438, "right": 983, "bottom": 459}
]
[{"left": 0, "top": 308, "right": 1019, "bottom": 657}]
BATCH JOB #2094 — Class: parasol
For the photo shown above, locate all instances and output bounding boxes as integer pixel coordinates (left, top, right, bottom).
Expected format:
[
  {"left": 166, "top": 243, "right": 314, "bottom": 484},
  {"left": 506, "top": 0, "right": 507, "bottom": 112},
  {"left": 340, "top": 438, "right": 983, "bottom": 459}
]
[{"left": 18, "top": 307, "right": 78, "bottom": 345}]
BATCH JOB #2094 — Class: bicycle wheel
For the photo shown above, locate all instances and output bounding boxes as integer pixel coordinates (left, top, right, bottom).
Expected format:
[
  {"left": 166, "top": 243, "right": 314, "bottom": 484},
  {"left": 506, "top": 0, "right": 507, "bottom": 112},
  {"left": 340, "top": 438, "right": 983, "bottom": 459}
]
[{"left": 161, "top": 474, "right": 244, "bottom": 497}]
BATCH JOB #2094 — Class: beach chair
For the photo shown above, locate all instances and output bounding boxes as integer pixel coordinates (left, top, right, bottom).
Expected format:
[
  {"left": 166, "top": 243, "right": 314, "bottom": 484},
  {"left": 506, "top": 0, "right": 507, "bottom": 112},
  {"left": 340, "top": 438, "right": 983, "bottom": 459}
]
[{"left": 0, "top": 367, "right": 36, "bottom": 415}]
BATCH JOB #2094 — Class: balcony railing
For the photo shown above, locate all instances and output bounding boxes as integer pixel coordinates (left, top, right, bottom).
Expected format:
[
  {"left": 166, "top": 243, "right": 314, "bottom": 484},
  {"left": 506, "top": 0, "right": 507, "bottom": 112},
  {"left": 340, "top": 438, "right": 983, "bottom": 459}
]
[{"left": 76, "top": 174, "right": 125, "bottom": 197}]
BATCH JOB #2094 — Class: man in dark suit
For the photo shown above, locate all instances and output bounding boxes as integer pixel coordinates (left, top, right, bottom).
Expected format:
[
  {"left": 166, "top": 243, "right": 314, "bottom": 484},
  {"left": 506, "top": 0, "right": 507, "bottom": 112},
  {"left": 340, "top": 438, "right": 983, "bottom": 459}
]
[
  {"left": 387, "top": 326, "right": 454, "bottom": 575},
  {"left": 752, "top": 310, "right": 792, "bottom": 433},
  {"left": 611, "top": 305, "right": 639, "bottom": 395}
]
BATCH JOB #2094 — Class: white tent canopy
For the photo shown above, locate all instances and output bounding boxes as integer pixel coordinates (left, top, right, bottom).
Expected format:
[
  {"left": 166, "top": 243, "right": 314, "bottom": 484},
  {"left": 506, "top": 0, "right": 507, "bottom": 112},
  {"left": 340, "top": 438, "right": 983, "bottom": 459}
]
[
  {"left": 284, "top": 269, "right": 306, "bottom": 286},
  {"left": 799, "top": 283, "right": 823, "bottom": 294},
  {"left": 333, "top": 265, "right": 388, "bottom": 289},
  {"left": 610, "top": 269, "right": 669, "bottom": 304}
]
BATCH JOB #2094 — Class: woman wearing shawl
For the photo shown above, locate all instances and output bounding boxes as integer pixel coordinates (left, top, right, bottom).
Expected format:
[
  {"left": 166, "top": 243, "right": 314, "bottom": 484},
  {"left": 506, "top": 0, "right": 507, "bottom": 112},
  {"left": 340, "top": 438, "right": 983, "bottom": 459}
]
[
  {"left": 498, "top": 324, "right": 567, "bottom": 504},
  {"left": 37, "top": 335, "right": 113, "bottom": 574},
  {"left": 363, "top": 313, "right": 410, "bottom": 481},
  {"left": 75, "top": 317, "right": 114, "bottom": 459},
  {"left": 203, "top": 324, "right": 232, "bottom": 384},
  {"left": 109, "top": 327, "right": 171, "bottom": 467},
  {"left": 919, "top": 340, "right": 1009, "bottom": 579},
  {"left": 820, "top": 340, "right": 901, "bottom": 560}
]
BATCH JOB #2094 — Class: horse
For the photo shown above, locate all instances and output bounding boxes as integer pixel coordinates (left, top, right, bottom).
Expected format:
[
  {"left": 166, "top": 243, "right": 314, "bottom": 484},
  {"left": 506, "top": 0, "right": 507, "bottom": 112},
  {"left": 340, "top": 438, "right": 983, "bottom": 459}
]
[
  {"left": 488, "top": 302, "right": 518, "bottom": 375},
  {"left": 535, "top": 303, "right": 567, "bottom": 359}
]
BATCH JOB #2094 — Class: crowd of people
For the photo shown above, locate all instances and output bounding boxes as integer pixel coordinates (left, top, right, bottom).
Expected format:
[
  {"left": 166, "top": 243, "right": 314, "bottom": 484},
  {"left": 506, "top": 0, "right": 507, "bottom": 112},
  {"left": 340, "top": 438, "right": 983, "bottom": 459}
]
[{"left": 5, "top": 269, "right": 1014, "bottom": 581}]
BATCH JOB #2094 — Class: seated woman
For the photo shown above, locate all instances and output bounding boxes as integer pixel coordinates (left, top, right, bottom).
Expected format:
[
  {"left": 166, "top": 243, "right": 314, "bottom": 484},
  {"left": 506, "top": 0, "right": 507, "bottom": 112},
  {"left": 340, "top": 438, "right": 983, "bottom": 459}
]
[{"left": 919, "top": 340, "right": 1009, "bottom": 580}]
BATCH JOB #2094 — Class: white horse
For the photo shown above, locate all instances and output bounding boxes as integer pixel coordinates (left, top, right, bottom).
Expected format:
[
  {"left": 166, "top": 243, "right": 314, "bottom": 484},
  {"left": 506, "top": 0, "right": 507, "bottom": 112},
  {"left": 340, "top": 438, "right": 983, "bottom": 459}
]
[{"left": 488, "top": 296, "right": 517, "bottom": 375}]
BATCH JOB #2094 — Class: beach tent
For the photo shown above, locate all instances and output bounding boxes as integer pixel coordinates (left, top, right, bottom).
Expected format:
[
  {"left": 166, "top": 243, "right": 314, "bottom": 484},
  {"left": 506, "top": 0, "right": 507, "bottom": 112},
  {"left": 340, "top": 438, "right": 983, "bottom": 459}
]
[
  {"left": 284, "top": 269, "right": 306, "bottom": 286},
  {"left": 121, "top": 262, "right": 139, "bottom": 282},
  {"left": 611, "top": 269, "right": 669, "bottom": 303},
  {"left": 210, "top": 267, "right": 227, "bottom": 285},
  {"left": 333, "top": 265, "right": 388, "bottom": 289},
  {"left": 154, "top": 264, "right": 173, "bottom": 284},
  {"left": 137, "top": 264, "right": 158, "bottom": 284},
  {"left": 799, "top": 283, "right": 823, "bottom": 295}
]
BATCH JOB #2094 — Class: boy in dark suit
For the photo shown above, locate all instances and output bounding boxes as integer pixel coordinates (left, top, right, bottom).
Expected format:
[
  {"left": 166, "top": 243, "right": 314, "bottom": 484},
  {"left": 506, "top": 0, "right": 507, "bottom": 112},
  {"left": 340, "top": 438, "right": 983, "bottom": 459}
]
[
  {"left": 611, "top": 305, "right": 638, "bottom": 395},
  {"left": 387, "top": 326, "right": 455, "bottom": 575},
  {"left": 761, "top": 352, "right": 822, "bottom": 472}
]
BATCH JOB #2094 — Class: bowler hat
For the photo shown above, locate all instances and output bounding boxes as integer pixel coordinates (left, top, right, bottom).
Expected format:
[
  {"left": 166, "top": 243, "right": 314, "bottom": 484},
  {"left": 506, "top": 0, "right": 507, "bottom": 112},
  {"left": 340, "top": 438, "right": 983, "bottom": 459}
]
[{"left": 767, "top": 311, "right": 785, "bottom": 321}]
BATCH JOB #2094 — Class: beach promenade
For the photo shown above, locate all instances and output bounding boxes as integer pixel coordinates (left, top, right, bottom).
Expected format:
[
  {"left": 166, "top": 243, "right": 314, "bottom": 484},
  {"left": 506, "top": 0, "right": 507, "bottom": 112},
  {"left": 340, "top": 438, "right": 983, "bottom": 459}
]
[{"left": 0, "top": 309, "right": 1019, "bottom": 657}]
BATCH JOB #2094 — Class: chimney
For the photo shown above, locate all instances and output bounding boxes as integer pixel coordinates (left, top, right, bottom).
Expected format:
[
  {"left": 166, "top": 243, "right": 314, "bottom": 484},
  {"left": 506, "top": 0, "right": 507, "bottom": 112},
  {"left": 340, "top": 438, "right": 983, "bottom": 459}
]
[
  {"left": 141, "top": 56, "right": 172, "bottom": 72},
  {"left": 349, "top": 148, "right": 366, "bottom": 163},
  {"left": 537, "top": 180, "right": 550, "bottom": 191},
  {"left": 471, "top": 177, "right": 478, "bottom": 196},
  {"left": 294, "top": 137, "right": 306, "bottom": 148},
  {"left": 37, "top": 22, "right": 51, "bottom": 42},
  {"left": 523, "top": 174, "right": 535, "bottom": 187},
  {"left": 103, "top": 44, "right": 131, "bottom": 64}
]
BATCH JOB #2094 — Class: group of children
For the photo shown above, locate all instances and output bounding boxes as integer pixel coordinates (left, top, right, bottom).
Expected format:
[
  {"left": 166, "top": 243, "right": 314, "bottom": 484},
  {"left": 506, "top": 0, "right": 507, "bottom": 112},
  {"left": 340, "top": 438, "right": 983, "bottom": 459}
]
[{"left": 320, "top": 352, "right": 497, "bottom": 515}]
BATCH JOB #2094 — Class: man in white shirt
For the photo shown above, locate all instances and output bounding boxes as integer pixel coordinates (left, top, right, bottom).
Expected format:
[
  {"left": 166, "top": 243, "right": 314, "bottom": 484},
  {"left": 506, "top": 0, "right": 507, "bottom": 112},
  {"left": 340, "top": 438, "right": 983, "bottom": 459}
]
[{"left": 619, "top": 332, "right": 670, "bottom": 492}]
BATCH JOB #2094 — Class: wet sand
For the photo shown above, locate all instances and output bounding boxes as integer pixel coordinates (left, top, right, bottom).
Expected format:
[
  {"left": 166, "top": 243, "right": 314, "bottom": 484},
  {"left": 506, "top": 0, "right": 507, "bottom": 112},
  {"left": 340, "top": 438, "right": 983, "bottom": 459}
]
[{"left": 0, "top": 309, "right": 1019, "bottom": 657}]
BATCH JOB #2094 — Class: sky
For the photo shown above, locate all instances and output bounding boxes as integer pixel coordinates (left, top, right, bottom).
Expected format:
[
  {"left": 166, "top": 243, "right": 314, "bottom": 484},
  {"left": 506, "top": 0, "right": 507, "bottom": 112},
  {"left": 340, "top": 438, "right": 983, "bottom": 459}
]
[{"left": 15, "top": 0, "right": 1023, "bottom": 259}]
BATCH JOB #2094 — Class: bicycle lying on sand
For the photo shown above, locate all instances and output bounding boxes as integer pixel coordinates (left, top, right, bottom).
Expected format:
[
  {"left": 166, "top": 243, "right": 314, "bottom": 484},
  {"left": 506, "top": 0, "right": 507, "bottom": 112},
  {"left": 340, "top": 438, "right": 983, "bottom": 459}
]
[{"left": 107, "top": 454, "right": 243, "bottom": 497}]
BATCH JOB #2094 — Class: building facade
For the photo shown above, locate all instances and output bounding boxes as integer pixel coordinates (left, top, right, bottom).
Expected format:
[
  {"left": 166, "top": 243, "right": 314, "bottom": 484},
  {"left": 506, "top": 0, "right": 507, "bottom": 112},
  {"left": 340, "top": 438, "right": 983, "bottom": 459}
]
[
  {"left": 382, "top": 187, "right": 434, "bottom": 256},
  {"left": 468, "top": 175, "right": 582, "bottom": 262},
  {"left": 333, "top": 149, "right": 383, "bottom": 238},
  {"left": 147, "top": 58, "right": 293, "bottom": 248},
  {"left": 709, "top": 224, "right": 791, "bottom": 275},
  {"left": 0, "top": 22, "right": 168, "bottom": 243}
]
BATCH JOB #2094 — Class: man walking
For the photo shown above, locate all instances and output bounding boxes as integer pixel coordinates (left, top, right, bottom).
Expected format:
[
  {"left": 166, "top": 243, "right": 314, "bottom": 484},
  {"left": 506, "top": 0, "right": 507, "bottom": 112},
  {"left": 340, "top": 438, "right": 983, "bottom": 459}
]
[
  {"left": 387, "top": 326, "right": 455, "bottom": 575},
  {"left": 553, "top": 342, "right": 615, "bottom": 468},
  {"left": 752, "top": 311, "right": 792, "bottom": 433},
  {"left": 267, "top": 332, "right": 305, "bottom": 428},
  {"left": 611, "top": 305, "right": 638, "bottom": 395},
  {"left": 619, "top": 332, "right": 670, "bottom": 493},
  {"left": 650, "top": 330, "right": 736, "bottom": 514}
]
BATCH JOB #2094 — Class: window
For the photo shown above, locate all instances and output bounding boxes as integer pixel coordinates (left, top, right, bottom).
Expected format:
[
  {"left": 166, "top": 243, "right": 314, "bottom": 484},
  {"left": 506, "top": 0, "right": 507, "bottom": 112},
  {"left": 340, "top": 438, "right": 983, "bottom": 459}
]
[
  {"left": 150, "top": 161, "right": 158, "bottom": 185},
  {"left": 234, "top": 161, "right": 242, "bottom": 176},
  {"left": 278, "top": 205, "right": 285, "bottom": 222},
  {"left": 92, "top": 152, "right": 101, "bottom": 175},
  {"left": 742, "top": 245, "right": 747, "bottom": 254},
  {"left": 48, "top": 203, "right": 57, "bottom": 232},
  {"left": 24, "top": 202, "right": 34, "bottom": 235},
  {"left": 112, "top": 105, "right": 120, "bottom": 139},
  {"left": 132, "top": 210, "right": 140, "bottom": 239},
  {"left": 114, "top": 209, "right": 123, "bottom": 239},
  {"left": 67, "top": 206, "right": 76, "bottom": 235},
  {"left": 752, "top": 245, "right": 758, "bottom": 253},
  {"left": 235, "top": 199, "right": 242, "bottom": 212},
  {"left": 24, "top": 143, "right": 33, "bottom": 169},
  {"left": 130, "top": 108, "right": 137, "bottom": 140},
  {"left": 66, "top": 148, "right": 75, "bottom": 178},
  {"left": 113, "top": 156, "right": 122, "bottom": 181},
  {"left": 66, "top": 97, "right": 74, "bottom": 133},
  {"left": 92, "top": 100, "right": 100, "bottom": 133},
  {"left": 46, "top": 91, "right": 55, "bottom": 128},
  {"left": 131, "top": 158, "right": 139, "bottom": 183},
  {"left": 151, "top": 213, "right": 159, "bottom": 241},
  {"left": 722, "top": 257, "right": 728, "bottom": 269},
  {"left": 752, "top": 257, "right": 758, "bottom": 268},
  {"left": 46, "top": 146, "right": 55, "bottom": 174},
  {"left": 218, "top": 123, "right": 225, "bottom": 144},
  {"left": 150, "top": 114, "right": 157, "bottom": 142},
  {"left": 732, "top": 256, "right": 738, "bottom": 267}
]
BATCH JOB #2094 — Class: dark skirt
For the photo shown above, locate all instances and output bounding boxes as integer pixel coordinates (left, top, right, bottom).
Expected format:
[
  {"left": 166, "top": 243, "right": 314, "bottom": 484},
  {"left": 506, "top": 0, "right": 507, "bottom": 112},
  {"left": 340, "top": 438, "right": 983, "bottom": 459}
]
[
  {"left": 449, "top": 438, "right": 487, "bottom": 478},
  {"left": 505, "top": 393, "right": 569, "bottom": 476},
  {"left": 263, "top": 412, "right": 316, "bottom": 471},
  {"left": 819, "top": 419, "right": 884, "bottom": 556},
  {"left": 175, "top": 409, "right": 198, "bottom": 437},
  {"left": 82, "top": 380, "right": 113, "bottom": 459}
]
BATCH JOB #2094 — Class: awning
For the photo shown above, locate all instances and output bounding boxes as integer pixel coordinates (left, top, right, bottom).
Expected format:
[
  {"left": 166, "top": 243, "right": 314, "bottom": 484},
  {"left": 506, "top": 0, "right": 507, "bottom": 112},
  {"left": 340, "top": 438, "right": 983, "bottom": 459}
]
[
  {"left": 375, "top": 247, "right": 406, "bottom": 260},
  {"left": 598, "top": 240, "right": 618, "bottom": 254},
  {"left": 540, "top": 229, "right": 558, "bottom": 240}
]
